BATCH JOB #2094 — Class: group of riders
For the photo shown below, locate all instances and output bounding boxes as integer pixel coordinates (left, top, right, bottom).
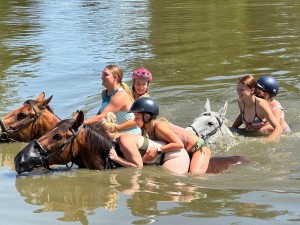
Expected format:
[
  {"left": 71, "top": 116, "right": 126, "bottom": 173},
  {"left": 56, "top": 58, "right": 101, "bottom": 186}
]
[{"left": 82, "top": 64, "right": 290, "bottom": 174}]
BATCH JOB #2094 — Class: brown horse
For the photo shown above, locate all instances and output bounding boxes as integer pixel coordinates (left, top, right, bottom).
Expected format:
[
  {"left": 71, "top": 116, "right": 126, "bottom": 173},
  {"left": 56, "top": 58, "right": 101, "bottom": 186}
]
[
  {"left": 15, "top": 111, "right": 251, "bottom": 174},
  {"left": 14, "top": 111, "right": 114, "bottom": 173},
  {"left": 0, "top": 92, "right": 61, "bottom": 142}
]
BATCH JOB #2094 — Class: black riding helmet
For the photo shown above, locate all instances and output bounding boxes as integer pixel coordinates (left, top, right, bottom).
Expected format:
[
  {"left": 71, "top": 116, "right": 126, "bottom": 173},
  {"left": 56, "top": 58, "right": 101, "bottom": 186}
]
[{"left": 129, "top": 97, "right": 159, "bottom": 123}]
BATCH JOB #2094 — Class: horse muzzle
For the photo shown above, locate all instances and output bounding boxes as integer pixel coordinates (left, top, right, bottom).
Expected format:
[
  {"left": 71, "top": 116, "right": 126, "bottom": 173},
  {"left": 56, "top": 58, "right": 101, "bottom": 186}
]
[
  {"left": 0, "top": 132, "right": 10, "bottom": 142},
  {"left": 14, "top": 140, "right": 44, "bottom": 173}
]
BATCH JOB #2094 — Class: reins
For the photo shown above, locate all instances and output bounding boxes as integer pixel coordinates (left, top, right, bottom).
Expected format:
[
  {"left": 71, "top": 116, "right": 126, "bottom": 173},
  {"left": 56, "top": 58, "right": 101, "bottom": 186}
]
[{"left": 0, "top": 102, "right": 46, "bottom": 142}]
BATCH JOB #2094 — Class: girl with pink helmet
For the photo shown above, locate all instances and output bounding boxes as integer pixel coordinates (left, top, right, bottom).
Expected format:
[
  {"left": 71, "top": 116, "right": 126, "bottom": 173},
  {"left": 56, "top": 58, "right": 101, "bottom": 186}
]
[
  {"left": 103, "top": 68, "right": 153, "bottom": 132},
  {"left": 131, "top": 68, "right": 152, "bottom": 100}
]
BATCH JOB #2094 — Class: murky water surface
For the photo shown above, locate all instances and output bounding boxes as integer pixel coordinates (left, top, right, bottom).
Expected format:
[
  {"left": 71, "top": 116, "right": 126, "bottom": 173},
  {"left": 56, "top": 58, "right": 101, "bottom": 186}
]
[{"left": 0, "top": 0, "right": 299, "bottom": 224}]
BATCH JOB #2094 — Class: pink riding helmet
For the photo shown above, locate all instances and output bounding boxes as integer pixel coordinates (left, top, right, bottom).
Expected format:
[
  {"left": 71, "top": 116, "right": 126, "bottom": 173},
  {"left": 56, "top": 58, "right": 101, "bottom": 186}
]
[{"left": 132, "top": 68, "right": 152, "bottom": 81}]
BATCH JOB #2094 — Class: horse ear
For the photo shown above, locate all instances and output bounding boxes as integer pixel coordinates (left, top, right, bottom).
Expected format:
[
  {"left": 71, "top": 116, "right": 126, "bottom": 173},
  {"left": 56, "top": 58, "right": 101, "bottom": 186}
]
[
  {"left": 36, "top": 92, "right": 45, "bottom": 101},
  {"left": 38, "top": 95, "right": 53, "bottom": 109},
  {"left": 218, "top": 101, "right": 228, "bottom": 118},
  {"left": 72, "top": 110, "right": 80, "bottom": 119},
  {"left": 72, "top": 111, "right": 84, "bottom": 131},
  {"left": 204, "top": 99, "right": 211, "bottom": 112}
]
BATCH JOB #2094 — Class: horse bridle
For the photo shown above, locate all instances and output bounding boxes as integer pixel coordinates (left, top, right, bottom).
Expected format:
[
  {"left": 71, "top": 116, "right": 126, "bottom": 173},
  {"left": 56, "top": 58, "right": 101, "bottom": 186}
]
[
  {"left": 0, "top": 102, "right": 46, "bottom": 142},
  {"left": 188, "top": 112, "right": 224, "bottom": 141},
  {"left": 33, "top": 125, "right": 113, "bottom": 170},
  {"left": 33, "top": 126, "right": 82, "bottom": 170}
]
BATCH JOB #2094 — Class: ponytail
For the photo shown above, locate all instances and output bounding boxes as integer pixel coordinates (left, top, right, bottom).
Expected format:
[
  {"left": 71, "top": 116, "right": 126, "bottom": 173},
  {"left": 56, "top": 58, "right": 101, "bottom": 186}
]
[{"left": 121, "top": 82, "right": 134, "bottom": 102}]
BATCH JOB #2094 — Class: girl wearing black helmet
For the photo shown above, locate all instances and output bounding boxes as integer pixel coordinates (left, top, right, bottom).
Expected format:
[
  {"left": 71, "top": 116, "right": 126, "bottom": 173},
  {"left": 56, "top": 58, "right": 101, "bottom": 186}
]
[
  {"left": 232, "top": 75, "right": 283, "bottom": 141},
  {"left": 107, "top": 97, "right": 191, "bottom": 174},
  {"left": 129, "top": 97, "right": 211, "bottom": 174},
  {"left": 256, "top": 76, "right": 291, "bottom": 133}
]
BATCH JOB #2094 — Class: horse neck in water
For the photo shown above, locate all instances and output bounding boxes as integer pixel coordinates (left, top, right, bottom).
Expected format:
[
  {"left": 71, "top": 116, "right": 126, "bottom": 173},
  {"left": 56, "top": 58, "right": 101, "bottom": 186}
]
[
  {"left": 0, "top": 92, "right": 61, "bottom": 142},
  {"left": 186, "top": 99, "right": 234, "bottom": 144},
  {"left": 71, "top": 124, "right": 112, "bottom": 170}
]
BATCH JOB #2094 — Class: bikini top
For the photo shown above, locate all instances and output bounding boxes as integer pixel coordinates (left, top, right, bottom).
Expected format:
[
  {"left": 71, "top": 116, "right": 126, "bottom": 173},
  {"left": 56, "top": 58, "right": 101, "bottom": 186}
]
[{"left": 242, "top": 99, "right": 267, "bottom": 128}]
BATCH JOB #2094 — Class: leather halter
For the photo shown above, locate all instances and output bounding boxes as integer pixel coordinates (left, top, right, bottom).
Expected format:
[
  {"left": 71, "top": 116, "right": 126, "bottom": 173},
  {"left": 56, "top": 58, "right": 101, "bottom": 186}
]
[
  {"left": 0, "top": 101, "right": 46, "bottom": 142},
  {"left": 33, "top": 125, "right": 112, "bottom": 170},
  {"left": 34, "top": 126, "right": 82, "bottom": 170},
  {"left": 188, "top": 112, "right": 224, "bottom": 141}
]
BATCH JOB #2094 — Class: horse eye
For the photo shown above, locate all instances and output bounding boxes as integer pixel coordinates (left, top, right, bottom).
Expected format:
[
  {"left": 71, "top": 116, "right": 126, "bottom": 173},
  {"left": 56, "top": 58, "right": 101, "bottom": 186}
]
[
  {"left": 207, "top": 121, "right": 214, "bottom": 126},
  {"left": 53, "top": 134, "right": 62, "bottom": 141},
  {"left": 17, "top": 113, "right": 27, "bottom": 120}
]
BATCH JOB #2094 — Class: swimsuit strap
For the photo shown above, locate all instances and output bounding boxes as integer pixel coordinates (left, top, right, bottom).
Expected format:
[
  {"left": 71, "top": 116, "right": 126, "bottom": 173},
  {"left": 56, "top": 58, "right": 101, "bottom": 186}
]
[
  {"left": 138, "top": 137, "right": 149, "bottom": 156},
  {"left": 241, "top": 101, "right": 248, "bottom": 124}
]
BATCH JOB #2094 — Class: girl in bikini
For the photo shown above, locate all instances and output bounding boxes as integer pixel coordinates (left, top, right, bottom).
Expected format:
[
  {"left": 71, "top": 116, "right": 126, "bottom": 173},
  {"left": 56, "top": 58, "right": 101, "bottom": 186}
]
[
  {"left": 108, "top": 97, "right": 190, "bottom": 174},
  {"left": 231, "top": 75, "right": 283, "bottom": 141},
  {"left": 109, "top": 97, "right": 211, "bottom": 174},
  {"left": 256, "top": 76, "right": 291, "bottom": 133}
]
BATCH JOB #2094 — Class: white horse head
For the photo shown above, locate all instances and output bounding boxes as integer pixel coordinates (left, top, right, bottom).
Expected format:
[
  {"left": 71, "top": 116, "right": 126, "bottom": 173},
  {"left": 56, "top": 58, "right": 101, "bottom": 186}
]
[{"left": 186, "top": 99, "right": 234, "bottom": 144}]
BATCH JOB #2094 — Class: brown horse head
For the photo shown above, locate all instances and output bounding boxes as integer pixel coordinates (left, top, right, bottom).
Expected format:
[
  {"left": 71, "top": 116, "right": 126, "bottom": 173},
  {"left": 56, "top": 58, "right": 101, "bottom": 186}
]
[
  {"left": 14, "top": 111, "right": 113, "bottom": 173},
  {"left": 0, "top": 92, "right": 61, "bottom": 142}
]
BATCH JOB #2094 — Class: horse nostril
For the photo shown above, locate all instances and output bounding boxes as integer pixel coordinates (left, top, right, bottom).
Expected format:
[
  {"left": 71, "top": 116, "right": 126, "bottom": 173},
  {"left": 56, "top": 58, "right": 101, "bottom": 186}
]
[{"left": 0, "top": 132, "right": 9, "bottom": 141}]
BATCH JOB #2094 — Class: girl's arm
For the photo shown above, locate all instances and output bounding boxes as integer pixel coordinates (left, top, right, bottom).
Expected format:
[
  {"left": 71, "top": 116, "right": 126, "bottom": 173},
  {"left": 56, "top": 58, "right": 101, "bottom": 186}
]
[
  {"left": 109, "top": 148, "right": 142, "bottom": 167},
  {"left": 116, "top": 120, "right": 137, "bottom": 131},
  {"left": 258, "top": 100, "right": 282, "bottom": 141},
  {"left": 84, "top": 91, "right": 127, "bottom": 124},
  {"left": 231, "top": 100, "right": 243, "bottom": 128},
  {"left": 231, "top": 114, "right": 243, "bottom": 128},
  {"left": 142, "top": 120, "right": 184, "bottom": 163},
  {"left": 109, "top": 134, "right": 143, "bottom": 167},
  {"left": 259, "top": 101, "right": 282, "bottom": 133}
]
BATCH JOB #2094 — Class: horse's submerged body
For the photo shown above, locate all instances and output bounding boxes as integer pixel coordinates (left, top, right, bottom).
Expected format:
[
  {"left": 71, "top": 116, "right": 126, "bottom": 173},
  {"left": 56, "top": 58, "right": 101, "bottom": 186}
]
[
  {"left": 185, "top": 99, "right": 251, "bottom": 172},
  {"left": 0, "top": 92, "right": 60, "bottom": 142}
]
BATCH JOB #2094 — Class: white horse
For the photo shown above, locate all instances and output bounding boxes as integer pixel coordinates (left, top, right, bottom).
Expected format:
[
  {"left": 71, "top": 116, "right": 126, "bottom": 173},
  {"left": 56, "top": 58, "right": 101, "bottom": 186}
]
[{"left": 186, "top": 99, "right": 234, "bottom": 144}]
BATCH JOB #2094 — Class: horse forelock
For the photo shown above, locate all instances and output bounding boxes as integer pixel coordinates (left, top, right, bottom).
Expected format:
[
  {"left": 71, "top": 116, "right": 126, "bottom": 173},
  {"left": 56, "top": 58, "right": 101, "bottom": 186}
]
[
  {"left": 84, "top": 124, "right": 112, "bottom": 161},
  {"left": 55, "top": 118, "right": 74, "bottom": 128},
  {"left": 23, "top": 99, "right": 55, "bottom": 114}
]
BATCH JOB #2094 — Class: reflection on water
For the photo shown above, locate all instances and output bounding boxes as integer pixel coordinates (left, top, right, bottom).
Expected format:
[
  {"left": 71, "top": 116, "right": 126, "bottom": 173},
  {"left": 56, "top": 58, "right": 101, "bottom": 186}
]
[
  {"left": 1, "top": 0, "right": 300, "bottom": 224},
  {"left": 14, "top": 168, "right": 300, "bottom": 225}
]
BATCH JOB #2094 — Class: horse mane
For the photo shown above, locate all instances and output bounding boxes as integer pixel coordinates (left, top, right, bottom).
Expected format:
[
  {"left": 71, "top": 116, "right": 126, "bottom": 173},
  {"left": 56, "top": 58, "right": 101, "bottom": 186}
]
[{"left": 83, "top": 123, "right": 113, "bottom": 162}]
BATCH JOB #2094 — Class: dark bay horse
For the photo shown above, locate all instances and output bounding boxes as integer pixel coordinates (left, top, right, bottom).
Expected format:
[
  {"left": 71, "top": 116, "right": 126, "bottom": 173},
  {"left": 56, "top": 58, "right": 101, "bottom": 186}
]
[
  {"left": 0, "top": 92, "right": 61, "bottom": 142},
  {"left": 15, "top": 111, "right": 251, "bottom": 174}
]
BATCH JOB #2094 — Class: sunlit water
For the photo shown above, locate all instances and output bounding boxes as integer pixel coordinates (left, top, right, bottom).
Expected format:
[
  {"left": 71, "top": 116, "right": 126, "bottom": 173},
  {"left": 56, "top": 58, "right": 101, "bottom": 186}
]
[{"left": 0, "top": 0, "right": 299, "bottom": 224}]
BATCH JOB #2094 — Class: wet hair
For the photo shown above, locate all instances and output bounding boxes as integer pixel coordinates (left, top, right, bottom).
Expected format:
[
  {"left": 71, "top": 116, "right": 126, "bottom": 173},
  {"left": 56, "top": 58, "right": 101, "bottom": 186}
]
[
  {"left": 238, "top": 74, "right": 266, "bottom": 99},
  {"left": 239, "top": 75, "right": 256, "bottom": 89},
  {"left": 143, "top": 118, "right": 168, "bottom": 139}
]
